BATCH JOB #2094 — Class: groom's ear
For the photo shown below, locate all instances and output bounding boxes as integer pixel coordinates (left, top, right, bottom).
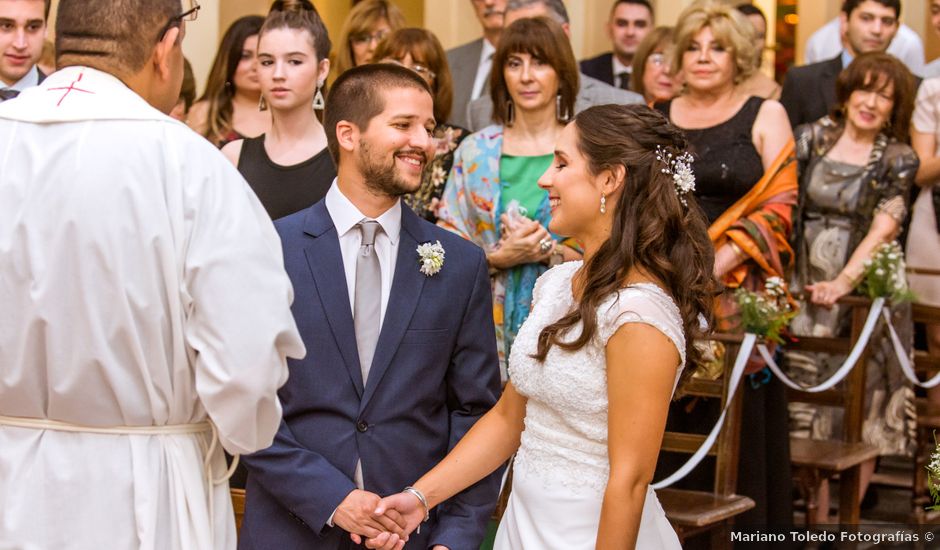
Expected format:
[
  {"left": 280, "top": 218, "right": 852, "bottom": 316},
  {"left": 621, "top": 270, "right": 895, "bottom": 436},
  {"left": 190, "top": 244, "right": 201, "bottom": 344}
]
[{"left": 336, "top": 120, "right": 359, "bottom": 155}]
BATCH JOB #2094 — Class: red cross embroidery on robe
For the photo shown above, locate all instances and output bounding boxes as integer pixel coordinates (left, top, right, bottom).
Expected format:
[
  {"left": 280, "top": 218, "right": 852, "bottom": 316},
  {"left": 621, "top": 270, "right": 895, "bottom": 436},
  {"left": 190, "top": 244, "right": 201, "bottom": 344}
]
[{"left": 49, "top": 72, "right": 94, "bottom": 107}]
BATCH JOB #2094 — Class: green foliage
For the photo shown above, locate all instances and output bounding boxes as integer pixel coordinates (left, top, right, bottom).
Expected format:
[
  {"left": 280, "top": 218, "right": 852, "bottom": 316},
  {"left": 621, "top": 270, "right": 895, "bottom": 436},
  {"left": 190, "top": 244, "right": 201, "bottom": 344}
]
[{"left": 733, "top": 277, "right": 797, "bottom": 344}]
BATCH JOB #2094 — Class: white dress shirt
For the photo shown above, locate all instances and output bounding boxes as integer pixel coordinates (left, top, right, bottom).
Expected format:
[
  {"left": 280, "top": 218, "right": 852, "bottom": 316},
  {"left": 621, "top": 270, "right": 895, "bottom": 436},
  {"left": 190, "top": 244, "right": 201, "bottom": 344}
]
[
  {"left": 323, "top": 181, "right": 401, "bottom": 517},
  {"left": 324, "top": 180, "right": 400, "bottom": 328},
  {"left": 471, "top": 39, "right": 496, "bottom": 101},
  {"left": 612, "top": 55, "right": 632, "bottom": 89},
  {"left": 6, "top": 65, "right": 40, "bottom": 92},
  {"left": 803, "top": 18, "right": 925, "bottom": 76}
]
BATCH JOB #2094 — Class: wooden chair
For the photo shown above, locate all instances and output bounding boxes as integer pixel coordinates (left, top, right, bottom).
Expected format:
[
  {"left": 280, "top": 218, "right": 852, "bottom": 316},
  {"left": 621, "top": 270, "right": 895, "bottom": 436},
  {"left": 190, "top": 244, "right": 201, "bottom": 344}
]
[
  {"left": 657, "top": 335, "right": 756, "bottom": 546},
  {"left": 231, "top": 488, "right": 246, "bottom": 535},
  {"left": 909, "top": 296, "right": 940, "bottom": 524},
  {"left": 784, "top": 296, "right": 880, "bottom": 526}
]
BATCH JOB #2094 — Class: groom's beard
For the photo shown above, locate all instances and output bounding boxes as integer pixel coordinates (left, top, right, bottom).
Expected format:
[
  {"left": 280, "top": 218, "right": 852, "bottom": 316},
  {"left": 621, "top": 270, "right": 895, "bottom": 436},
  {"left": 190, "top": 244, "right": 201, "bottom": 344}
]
[{"left": 356, "top": 139, "right": 426, "bottom": 198}]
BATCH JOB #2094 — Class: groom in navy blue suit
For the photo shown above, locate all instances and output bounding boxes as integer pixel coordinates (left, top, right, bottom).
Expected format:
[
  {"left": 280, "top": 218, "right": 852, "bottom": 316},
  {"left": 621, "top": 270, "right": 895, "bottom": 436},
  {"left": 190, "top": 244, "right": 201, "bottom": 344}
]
[{"left": 239, "top": 64, "right": 502, "bottom": 550}]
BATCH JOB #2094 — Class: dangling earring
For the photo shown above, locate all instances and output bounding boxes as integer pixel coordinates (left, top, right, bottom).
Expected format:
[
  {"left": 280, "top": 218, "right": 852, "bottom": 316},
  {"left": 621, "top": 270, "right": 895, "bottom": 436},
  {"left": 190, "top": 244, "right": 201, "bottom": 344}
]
[
  {"left": 555, "top": 93, "right": 570, "bottom": 123},
  {"left": 600, "top": 194, "right": 607, "bottom": 214},
  {"left": 259, "top": 96, "right": 268, "bottom": 112},
  {"left": 312, "top": 82, "right": 325, "bottom": 111},
  {"left": 505, "top": 99, "right": 515, "bottom": 127}
]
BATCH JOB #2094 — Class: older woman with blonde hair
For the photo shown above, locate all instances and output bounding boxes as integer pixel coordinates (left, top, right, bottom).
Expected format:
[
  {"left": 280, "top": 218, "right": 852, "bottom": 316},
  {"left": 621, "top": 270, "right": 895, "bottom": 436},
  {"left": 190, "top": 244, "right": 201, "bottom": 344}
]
[
  {"left": 653, "top": 0, "right": 797, "bottom": 536},
  {"left": 630, "top": 26, "right": 681, "bottom": 105},
  {"left": 334, "top": 0, "right": 405, "bottom": 76},
  {"left": 373, "top": 28, "right": 467, "bottom": 221}
]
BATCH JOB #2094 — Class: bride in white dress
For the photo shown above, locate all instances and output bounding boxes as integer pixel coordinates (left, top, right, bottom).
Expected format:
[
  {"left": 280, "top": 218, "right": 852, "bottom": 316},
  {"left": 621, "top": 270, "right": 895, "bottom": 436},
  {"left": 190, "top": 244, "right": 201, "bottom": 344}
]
[{"left": 368, "top": 104, "right": 718, "bottom": 549}]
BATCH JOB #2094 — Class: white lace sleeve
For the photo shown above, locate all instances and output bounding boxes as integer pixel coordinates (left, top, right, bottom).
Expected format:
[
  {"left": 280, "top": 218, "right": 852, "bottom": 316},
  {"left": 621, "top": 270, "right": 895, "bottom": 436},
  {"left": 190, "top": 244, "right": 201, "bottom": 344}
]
[{"left": 596, "top": 286, "right": 686, "bottom": 368}]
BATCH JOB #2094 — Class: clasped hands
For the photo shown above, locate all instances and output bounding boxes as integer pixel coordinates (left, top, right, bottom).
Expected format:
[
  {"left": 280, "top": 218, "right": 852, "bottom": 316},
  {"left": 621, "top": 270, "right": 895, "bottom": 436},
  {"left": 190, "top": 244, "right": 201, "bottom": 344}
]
[
  {"left": 488, "top": 214, "right": 555, "bottom": 270},
  {"left": 336, "top": 489, "right": 445, "bottom": 550}
]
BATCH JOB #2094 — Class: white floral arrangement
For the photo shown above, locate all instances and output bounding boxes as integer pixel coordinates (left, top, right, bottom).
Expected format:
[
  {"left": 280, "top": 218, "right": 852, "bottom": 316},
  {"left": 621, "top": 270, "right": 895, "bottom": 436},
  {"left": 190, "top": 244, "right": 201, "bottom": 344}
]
[
  {"left": 859, "top": 241, "right": 915, "bottom": 303},
  {"left": 733, "top": 276, "right": 796, "bottom": 344},
  {"left": 655, "top": 146, "right": 696, "bottom": 205},
  {"left": 416, "top": 241, "right": 445, "bottom": 277}
]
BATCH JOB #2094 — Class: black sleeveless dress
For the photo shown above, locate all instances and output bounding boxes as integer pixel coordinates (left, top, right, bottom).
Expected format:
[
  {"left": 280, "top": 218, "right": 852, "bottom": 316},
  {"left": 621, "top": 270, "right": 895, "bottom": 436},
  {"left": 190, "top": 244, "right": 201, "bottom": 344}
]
[
  {"left": 655, "top": 96, "right": 765, "bottom": 225},
  {"left": 654, "top": 96, "right": 794, "bottom": 542},
  {"left": 237, "top": 135, "right": 336, "bottom": 220}
]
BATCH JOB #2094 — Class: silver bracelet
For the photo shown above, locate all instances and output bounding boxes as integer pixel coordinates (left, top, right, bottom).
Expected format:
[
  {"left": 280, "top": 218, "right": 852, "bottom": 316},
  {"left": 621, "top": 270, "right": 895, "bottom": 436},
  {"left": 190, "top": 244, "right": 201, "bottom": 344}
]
[{"left": 403, "top": 486, "right": 430, "bottom": 524}]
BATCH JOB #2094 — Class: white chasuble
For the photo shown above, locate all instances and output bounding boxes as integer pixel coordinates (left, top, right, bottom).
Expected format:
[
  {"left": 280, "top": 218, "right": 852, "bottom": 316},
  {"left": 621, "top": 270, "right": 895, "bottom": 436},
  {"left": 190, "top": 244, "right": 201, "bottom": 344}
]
[{"left": 0, "top": 67, "right": 305, "bottom": 550}]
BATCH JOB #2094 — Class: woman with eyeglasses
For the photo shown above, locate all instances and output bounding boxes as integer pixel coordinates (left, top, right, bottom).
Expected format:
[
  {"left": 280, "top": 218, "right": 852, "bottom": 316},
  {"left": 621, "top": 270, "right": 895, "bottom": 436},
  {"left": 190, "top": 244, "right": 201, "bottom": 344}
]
[
  {"left": 630, "top": 26, "right": 681, "bottom": 105},
  {"left": 334, "top": 0, "right": 405, "bottom": 77},
  {"left": 187, "top": 15, "right": 271, "bottom": 148},
  {"left": 221, "top": 0, "right": 335, "bottom": 221},
  {"left": 373, "top": 28, "right": 468, "bottom": 222}
]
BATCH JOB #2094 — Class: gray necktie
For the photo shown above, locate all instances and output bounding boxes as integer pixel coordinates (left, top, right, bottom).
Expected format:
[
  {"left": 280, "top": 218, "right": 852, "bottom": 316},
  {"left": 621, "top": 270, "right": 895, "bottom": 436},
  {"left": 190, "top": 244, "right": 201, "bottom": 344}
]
[
  {"left": 0, "top": 89, "right": 19, "bottom": 101},
  {"left": 354, "top": 220, "right": 382, "bottom": 383}
]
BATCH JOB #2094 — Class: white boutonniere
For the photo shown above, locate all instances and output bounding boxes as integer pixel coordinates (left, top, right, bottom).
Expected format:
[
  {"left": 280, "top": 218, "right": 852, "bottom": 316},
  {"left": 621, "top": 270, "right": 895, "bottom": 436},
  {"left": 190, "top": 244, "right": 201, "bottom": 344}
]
[{"left": 417, "top": 241, "right": 445, "bottom": 276}]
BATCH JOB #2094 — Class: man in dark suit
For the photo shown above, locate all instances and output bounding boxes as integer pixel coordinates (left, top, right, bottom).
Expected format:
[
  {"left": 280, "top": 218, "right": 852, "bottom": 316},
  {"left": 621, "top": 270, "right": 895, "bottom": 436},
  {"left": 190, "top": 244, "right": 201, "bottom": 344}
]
[
  {"left": 579, "top": 0, "right": 653, "bottom": 90},
  {"left": 780, "top": 0, "right": 900, "bottom": 129},
  {"left": 239, "top": 63, "right": 502, "bottom": 550},
  {"left": 0, "top": 0, "right": 48, "bottom": 101},
  {"left": 445, "top": 0, "right": 506, "bottom": 129}
]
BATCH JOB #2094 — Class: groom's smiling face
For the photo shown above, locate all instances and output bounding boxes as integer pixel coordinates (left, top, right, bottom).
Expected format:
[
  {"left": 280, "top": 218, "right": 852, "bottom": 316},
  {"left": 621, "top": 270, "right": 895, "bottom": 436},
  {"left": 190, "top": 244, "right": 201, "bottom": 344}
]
[{"left": 355, "top": 86, "right": 436, "bottom": 197}]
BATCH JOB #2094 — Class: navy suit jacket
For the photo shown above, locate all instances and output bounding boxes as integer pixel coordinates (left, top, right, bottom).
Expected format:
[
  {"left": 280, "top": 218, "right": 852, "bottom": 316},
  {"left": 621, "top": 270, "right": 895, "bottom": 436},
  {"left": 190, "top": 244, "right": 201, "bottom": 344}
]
[
  {"left": 579, "top": 52, "right": 616, "bottom": 87},
  {"left": 239, "top": 200, "right": 503, "bottom": 550}
]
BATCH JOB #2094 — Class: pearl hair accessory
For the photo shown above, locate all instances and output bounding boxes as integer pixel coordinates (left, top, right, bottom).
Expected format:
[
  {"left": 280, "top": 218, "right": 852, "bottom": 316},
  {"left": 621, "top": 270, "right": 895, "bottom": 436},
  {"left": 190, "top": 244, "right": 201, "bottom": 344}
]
[{"left": 655, "top": 146, "right": 696, "bottom": 205}]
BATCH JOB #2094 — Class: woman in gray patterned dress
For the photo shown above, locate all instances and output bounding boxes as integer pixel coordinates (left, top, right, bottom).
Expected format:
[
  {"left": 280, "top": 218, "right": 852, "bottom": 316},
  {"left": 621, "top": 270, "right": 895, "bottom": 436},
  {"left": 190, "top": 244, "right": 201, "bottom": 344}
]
[{"left": 787, "top": 53, "right": 919, "bottom": 523}]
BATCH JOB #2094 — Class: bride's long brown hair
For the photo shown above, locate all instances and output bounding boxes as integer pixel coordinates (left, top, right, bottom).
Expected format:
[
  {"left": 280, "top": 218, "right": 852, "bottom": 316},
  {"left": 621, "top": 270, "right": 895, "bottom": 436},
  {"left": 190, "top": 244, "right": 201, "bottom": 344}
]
[{"left": 533, "top": 104, "right": 718, "bottom": 388}]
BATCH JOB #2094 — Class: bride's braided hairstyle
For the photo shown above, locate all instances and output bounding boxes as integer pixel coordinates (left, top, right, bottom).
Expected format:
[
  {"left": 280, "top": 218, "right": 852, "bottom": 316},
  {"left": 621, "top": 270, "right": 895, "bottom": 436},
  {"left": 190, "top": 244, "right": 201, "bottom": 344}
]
[{"left": 533, "top": 104, "right": 718, "bottom": 389}]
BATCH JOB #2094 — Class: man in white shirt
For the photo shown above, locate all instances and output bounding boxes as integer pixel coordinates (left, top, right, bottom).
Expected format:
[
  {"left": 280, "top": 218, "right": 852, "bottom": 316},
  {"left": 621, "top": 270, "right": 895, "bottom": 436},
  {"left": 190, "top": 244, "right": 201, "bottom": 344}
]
[
  {"left": 446, "top": 0, "right": 506, "bottom": 129},
  {"left": 239, "top": 63, "right": 502, "bottom": 550},
  {"left": 0, "top": 1, "right": 304, "bottom": 549},
  {"left": 803, "top": 15, "right": 924, "bottom": 76},
  {"left": 0, "top": 0, "right": 48, "bottom": 100},
  {"left": 579, "top": 0, "right": 654, "bottom": 90}
]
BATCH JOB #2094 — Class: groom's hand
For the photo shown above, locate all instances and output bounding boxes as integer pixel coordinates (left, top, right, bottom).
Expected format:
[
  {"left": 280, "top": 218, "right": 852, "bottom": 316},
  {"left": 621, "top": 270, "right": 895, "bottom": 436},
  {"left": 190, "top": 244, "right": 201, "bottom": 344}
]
[{"left": 334, "top": 489, "right": 408, "bottom": 541}]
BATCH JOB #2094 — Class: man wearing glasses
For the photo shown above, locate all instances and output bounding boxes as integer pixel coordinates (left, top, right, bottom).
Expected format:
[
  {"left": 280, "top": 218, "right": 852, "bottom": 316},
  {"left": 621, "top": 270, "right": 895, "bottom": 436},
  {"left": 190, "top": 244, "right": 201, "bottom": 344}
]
[{"left": 0, "top": 1, "right": 304, "bottom": 549}]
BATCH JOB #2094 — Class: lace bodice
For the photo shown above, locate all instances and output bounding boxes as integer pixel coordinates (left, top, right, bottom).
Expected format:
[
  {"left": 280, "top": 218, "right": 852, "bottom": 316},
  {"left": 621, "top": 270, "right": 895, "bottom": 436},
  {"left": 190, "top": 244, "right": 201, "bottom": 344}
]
[{"left": 508, "top": 261, "right": 686, "bottom": 493}]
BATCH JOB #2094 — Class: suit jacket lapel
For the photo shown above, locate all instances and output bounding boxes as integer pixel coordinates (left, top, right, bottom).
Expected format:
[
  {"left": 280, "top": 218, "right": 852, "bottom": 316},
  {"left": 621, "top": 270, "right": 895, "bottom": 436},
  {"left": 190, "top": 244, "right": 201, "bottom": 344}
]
[
  {"left": 302, "top": 202, "right": 364, "bottom": 397},
  {"left": 360, "top": 206, "right": 428, "bottom": 409}
]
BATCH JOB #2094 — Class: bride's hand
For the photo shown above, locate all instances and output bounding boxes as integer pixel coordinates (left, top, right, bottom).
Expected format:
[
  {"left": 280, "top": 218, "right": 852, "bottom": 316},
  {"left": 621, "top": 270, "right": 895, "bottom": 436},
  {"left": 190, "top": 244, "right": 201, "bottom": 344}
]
[{"left": 367, "top": 492, "right": 426, "bottom": 543}]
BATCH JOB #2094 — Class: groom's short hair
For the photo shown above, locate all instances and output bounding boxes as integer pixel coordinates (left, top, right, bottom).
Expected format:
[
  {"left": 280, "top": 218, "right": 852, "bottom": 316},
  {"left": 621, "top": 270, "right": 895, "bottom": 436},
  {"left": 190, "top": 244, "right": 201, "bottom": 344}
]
[
  {"left": 324, "top": 63, "right": 432, "bottom": 163},
  {"left": 56, "top": 0, "right": 181, "bottom": 77}
]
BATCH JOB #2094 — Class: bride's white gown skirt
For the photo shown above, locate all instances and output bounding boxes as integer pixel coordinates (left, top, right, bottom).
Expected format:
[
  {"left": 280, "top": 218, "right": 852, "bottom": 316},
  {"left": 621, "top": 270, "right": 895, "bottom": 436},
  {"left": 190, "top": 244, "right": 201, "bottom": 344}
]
[{"left": 494, "top": 458, "right": 682, "bottom": 550}]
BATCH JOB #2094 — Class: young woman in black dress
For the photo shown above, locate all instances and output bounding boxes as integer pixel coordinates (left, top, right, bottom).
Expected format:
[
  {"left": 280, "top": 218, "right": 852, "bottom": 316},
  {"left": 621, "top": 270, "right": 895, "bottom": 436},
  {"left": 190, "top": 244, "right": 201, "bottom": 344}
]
[{"left": 222, "top": 0, "right": 336, "bottom": 220}]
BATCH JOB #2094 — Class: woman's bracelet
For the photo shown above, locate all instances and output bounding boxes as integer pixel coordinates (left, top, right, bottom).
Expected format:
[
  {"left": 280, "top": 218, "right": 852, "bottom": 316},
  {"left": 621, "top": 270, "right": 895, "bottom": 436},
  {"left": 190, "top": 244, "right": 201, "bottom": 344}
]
[{"left": 403, "top": 486, "right": 431, "bottom": 526}]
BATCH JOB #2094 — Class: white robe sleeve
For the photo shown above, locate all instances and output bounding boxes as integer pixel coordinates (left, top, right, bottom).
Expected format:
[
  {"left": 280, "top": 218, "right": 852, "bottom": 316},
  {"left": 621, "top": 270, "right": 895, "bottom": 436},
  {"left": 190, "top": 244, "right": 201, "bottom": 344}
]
[{"left": 179, "top": 140, "right": 305, "bottom": 455}]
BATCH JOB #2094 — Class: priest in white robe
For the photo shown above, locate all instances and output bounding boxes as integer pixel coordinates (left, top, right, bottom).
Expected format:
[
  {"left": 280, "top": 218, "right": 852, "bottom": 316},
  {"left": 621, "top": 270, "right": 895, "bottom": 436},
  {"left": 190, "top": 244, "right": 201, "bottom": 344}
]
[{"left": 0, "top": 1, "right": 305, "bottom": 549}]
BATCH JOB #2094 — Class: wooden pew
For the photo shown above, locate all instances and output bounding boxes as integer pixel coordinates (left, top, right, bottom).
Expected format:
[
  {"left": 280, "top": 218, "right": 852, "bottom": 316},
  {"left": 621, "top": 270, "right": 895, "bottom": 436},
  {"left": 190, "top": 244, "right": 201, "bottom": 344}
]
[
  {"left": 909, "top": 297, "right": 940, "bottom": 524},
  {"left": 658, "top": 335, "right": 756, "bottom": 546},
  {"left": 231, "top": 488, "right": 246, "bottom": 534},
  {"left": 785, "top": 296, "right": 880, "bottom": 526}
]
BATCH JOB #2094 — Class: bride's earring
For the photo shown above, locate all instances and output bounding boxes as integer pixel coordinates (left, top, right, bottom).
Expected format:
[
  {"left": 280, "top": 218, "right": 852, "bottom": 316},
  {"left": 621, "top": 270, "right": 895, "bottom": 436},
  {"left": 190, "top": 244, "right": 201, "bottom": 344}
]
[
  {"left": 259, "top": 96, "right": 268, "bottom": 111},
  {"left": 600, "top": 194, "right": 607, "bottom": 214}
]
